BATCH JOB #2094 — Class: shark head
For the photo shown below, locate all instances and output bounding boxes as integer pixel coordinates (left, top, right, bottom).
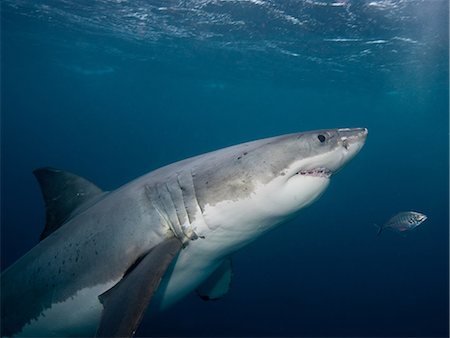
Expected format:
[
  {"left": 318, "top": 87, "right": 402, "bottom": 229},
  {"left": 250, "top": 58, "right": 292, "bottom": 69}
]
[
  {"left": 256, "top": 127, "right": 368, "bottom": 216},
  {"left": 192, "top": 128, "right": 367, "bottom": 245}
]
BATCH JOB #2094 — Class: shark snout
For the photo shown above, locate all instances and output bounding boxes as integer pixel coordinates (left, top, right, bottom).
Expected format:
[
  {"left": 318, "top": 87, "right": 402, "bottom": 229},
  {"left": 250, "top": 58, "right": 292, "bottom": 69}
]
[
  {"left": 338, "top": 128, "right": 368, "bottom": 151},
  {"left": 322, "top": 128, "right": 367, "bottom": 174},
  {"left": 338, "top": 128, "right": 368, "bottom": 142}
]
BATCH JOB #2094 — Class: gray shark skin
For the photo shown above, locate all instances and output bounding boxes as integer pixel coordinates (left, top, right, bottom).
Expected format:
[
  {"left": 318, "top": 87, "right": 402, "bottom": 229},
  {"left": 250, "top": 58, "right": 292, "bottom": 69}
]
[{"left": 1, "top": 128, "right": 367, "bottom": 337}]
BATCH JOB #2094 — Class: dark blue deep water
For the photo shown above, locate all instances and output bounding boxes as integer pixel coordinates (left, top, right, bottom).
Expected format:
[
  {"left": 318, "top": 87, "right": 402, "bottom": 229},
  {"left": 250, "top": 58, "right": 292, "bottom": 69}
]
[{"left": 1, "top": 1, "right": 449, "bottom": 337}]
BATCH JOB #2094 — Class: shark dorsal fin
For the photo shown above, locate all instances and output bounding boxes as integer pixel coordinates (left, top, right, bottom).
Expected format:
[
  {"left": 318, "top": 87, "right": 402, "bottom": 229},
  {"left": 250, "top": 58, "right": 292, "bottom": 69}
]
[{"left": 33, "top": 167, "right": 104, "bottom": 241}]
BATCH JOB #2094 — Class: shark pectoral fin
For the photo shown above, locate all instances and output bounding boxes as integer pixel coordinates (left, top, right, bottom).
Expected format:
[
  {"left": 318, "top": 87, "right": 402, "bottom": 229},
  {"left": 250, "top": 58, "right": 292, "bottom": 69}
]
[
  {"left": 33, "top": 167, "right": 105, "bottom": 241},
  {"left": 96, "top": 237, "right": 182, "bottom": 338},
  {"left": 196, "top": 258, "right": 233, "bottom": 301}
]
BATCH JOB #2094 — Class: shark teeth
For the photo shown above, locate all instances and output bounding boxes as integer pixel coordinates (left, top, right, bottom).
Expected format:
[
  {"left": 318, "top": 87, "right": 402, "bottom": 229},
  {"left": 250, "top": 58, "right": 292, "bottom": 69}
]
[{"left": 296, "top": 168, "right": 332, "bottom": 178}]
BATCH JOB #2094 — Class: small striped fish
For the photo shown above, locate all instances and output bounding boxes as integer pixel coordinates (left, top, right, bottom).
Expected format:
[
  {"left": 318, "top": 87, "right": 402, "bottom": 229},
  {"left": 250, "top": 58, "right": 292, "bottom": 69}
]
[{"left": 377, "top": 211, "right": 427, "bottom": 235}]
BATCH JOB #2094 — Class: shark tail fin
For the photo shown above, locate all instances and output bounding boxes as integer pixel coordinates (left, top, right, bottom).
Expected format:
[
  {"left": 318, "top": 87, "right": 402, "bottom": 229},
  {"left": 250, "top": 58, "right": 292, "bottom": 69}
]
[{"left": 33, "top": 167, "right": 105, "bottom": 241}]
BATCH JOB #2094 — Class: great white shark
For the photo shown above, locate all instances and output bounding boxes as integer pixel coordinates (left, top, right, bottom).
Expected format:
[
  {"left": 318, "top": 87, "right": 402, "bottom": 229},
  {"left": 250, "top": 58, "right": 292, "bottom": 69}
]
[{"left": 1, "top": 128, "right": 367, "bottom": 337}]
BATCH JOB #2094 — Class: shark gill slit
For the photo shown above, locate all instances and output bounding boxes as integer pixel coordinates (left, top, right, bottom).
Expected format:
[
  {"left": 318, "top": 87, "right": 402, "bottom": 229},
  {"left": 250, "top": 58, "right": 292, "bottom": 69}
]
[
  {"left": 162, "top": 182, "right": 186, "bottom": 241},
  {"left": 154, "top": 183, "right": 183, "bottom": 241},
  {"left": 145, "top": 185, "right": 167, "bottom": 228},
  {"left": 190, "top": 170, "right": 205, "bottom": 214},
  {"left": 175, "top": 175, "right": 191, "bottom": 226},
  {"left": 176, "top": 173, "right": 199, "bottom": 240},
  {"left": 181, "top": 170, "right": 210, "bottom": 234},
  {"left": 193, "top": 188, "right": 210, "bottom": 233},
  {"left": 169, "top": 177, "right": 196, "bottom": 241},
  {"left": 165, "top": 181, "right": 184, "bottom": 233}
]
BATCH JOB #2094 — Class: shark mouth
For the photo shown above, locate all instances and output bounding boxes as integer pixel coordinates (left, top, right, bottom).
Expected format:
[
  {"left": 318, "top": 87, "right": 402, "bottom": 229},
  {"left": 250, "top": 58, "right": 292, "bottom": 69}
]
[{"left": 296, "top": 168, "right": 332, "bottom": 178}]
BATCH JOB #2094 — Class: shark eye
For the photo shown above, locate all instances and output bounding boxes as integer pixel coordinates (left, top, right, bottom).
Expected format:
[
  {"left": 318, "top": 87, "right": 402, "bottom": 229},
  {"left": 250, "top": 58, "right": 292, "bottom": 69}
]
[{"left": 317, "top": 134, "right": 326, "bottom": 143}]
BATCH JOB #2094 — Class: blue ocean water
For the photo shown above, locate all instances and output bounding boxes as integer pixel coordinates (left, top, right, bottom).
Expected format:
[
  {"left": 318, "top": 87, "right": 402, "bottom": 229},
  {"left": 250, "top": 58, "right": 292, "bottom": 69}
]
[{"left": 1, "top": 0, "right": 448, "bottom": 337}]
